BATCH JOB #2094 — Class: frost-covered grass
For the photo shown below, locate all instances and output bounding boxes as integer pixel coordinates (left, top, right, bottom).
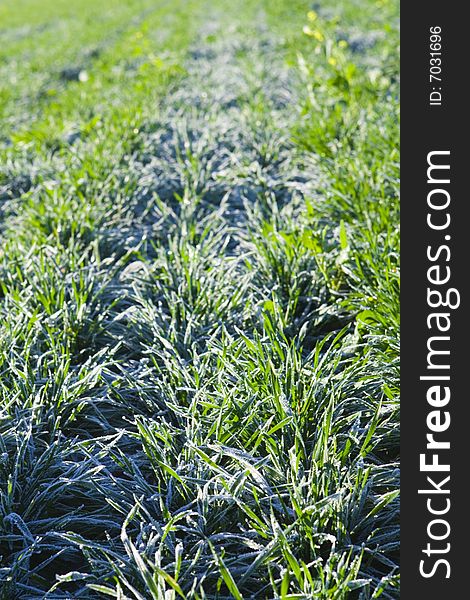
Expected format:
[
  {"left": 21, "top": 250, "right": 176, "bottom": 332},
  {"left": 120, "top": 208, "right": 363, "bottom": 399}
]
[{"left": 0, "top": 0, "right": 399, "bottom": 598}]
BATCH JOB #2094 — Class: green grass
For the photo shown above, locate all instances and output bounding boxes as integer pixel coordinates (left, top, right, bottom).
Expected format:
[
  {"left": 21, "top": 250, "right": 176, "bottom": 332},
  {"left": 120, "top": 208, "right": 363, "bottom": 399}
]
[{"left": 0, "top": 0, "right": 399, "bottom": 597}]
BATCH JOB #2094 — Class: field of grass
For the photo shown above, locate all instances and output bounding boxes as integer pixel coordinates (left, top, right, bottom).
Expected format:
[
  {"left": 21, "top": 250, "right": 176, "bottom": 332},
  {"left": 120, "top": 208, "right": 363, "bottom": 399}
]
[{"left": 0, "top": 0, "right": 399, "bottom": 598}]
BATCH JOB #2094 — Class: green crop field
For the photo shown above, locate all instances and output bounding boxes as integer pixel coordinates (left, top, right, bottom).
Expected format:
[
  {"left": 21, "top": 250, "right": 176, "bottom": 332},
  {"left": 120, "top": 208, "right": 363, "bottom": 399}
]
[{"left": 0, "top": 0, "right": 399, "bottom": 598}]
